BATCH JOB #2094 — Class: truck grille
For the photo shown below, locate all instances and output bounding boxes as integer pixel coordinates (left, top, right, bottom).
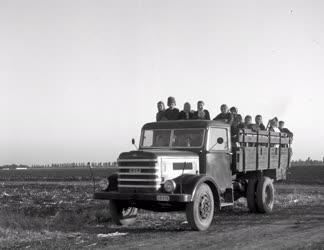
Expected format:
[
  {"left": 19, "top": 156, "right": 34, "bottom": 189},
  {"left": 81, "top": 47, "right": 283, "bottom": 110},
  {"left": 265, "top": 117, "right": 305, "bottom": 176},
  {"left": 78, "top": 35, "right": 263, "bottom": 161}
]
[{"left": 117, "top": 159, "right": 161, "bottom": 193}]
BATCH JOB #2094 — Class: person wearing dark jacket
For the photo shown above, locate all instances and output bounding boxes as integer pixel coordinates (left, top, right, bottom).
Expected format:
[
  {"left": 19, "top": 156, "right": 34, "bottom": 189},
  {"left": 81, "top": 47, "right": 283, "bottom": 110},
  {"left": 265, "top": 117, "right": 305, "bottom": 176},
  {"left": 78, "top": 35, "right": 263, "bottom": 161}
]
[
  {"left": 213, "top": 104, "right": 233, "bottom": 124},
  {"left": 279, "top": 121, "right": 293, "bottom": 138},
  {"left": 193, "top": 101, "right": 210, "bottom": 120},
  {"left": 229, "top": 106, "right": 242, "bottom": 135},
  {"left": 240, "top": 115, "right": 254, "bottom": 129},
  {"left": 229, "top": 107, "right": 242, "bottom": 127},
  {"left": 164, "top": 96, "right": 180, "bottom": 120},
  {"left": 178, "top": 102, "right": 194, "bottom": 120},
  {"left": 253, "top": 114, "right": 266, "bottom": 131},
  {"left": 156, "top": 101, "right": 167, "bottom": 121}
]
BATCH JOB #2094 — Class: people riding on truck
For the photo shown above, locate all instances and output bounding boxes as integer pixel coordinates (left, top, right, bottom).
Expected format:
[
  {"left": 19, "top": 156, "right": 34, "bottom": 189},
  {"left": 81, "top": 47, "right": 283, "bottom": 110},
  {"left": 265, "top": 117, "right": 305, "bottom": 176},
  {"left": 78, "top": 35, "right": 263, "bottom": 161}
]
[
  {"left": 267, "top": 117, "right": 280, "bottom": 132},
  {"left": 165, "top": 96, "right": 180, "bottom": 120},
  {"left": 156, "top": 101, "right": 167, "bottom": 122},
  {"left": 193, "top": 100, "right": 210, "bottom": 120},
  {"left": 155, "top": 96, "right": 293, "bottom": 139},
  {"left": 240, "top": 115, "right": 253, "bottom": 129},
  {"left": 213, "top": 104, "right": 233, "bottom": 124},
  {"left": 279, "top": 121, "right": 293, "bottom": 138},
  {"left": 254, "top": 115, "right": 266, "bottom": 131},
  {"left": 178, "top": 102, "right": 194, "bottom": 120}
]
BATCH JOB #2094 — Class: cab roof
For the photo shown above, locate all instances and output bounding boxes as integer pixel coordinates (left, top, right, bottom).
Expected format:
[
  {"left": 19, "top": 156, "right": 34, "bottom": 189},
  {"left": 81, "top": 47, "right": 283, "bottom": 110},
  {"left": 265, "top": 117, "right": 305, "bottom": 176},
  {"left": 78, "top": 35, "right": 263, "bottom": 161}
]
[{"left": 142, "top": 120, "right": 230, "bottom": 130}]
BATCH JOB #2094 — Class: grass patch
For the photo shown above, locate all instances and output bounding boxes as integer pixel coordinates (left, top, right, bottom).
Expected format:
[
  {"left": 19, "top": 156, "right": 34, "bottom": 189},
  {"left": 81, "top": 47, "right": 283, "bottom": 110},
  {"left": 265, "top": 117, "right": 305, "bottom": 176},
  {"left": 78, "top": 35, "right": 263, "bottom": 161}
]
[
  {"left": 0, "top": 204, "right": 111, "bottom": 233},
  {"left": 275, "top": 185, "right": 324, "bottom": 207}
]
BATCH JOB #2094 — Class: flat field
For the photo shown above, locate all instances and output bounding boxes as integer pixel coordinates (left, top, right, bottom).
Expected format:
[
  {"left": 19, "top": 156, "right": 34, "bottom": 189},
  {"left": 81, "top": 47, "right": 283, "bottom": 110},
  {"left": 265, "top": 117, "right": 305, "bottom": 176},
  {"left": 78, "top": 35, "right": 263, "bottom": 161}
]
[{"left": 0, "top": 181, "right": 323, "bottom": 249}]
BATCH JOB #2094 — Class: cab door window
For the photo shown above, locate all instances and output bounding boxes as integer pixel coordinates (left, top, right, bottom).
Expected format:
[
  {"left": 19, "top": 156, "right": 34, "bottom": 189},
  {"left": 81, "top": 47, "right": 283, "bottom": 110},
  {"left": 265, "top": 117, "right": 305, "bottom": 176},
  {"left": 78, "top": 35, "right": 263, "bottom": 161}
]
[{"left": 207, "top": 127, "right": 229, "bottom": 151}]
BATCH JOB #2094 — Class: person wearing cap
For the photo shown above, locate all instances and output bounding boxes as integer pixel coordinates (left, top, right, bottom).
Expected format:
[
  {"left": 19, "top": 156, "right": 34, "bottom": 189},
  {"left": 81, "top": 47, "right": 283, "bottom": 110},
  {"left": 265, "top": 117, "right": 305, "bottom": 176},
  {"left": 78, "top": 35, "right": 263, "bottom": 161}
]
[
  {"left": 213, "top": 104, "right": 233, "bottom": 124},
  {"left": 267, "top": 117, "right": 280, "bottom": 132},
  {"left": 193, "top": 101, "right": 210, "bottom": 120},
  {"left": 253, "top": 114, "right": 266, "bottom": 131},
  {"left": 178, "top": 102, "right": 194, "bottom": 120},
  {"left": 279, "top": 121, "right": 293, "bottom": 138},
  {"left": 164, "top": 96, "right": 180, "bottom": 120},
  {"left": 240, "top": 115, "right": 254, "bottom": 129},
  {"left": 156, "top": 101, "right": 167, "bottom": 121}
]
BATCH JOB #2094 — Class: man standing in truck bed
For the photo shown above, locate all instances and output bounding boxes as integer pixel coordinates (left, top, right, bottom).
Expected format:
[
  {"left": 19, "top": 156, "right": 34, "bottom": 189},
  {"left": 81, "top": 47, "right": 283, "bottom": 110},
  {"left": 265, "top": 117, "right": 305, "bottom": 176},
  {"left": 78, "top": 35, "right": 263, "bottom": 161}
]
[{"left": 279, "top": 121, "right": 293, "bottom": 138}]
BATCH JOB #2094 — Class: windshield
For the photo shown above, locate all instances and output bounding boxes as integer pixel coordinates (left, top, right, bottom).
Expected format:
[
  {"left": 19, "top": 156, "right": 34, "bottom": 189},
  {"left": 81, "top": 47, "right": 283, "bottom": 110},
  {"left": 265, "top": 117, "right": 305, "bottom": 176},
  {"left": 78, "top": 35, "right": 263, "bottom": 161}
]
[{"left": 141, "top": 129, "right": 205, "bottom": 148}]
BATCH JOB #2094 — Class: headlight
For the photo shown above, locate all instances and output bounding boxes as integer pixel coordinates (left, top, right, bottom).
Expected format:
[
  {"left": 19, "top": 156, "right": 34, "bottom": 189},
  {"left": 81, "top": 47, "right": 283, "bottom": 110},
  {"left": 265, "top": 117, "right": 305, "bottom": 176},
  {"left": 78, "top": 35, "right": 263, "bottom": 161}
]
[
  {"left": 99, "top": 178, "right": 109, "bottom": 190},
  {"left": 164, "top": 180, "right": 176, "bottom": 193}
]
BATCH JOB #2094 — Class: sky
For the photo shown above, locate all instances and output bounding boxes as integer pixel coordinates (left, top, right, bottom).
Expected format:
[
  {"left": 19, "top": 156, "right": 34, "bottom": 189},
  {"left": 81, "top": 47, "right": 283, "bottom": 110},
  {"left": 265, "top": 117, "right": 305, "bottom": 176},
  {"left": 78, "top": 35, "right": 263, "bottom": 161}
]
[{"left": 1, "top": 0, "right": 324, "bottom": 165}]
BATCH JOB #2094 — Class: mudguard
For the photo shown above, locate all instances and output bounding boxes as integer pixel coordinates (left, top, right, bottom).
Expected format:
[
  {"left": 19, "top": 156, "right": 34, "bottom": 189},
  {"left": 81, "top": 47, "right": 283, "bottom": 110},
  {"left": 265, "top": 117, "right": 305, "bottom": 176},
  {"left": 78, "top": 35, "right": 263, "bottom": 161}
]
[{"left": 173, "top": 174, "right": 221, "bottom": 209}]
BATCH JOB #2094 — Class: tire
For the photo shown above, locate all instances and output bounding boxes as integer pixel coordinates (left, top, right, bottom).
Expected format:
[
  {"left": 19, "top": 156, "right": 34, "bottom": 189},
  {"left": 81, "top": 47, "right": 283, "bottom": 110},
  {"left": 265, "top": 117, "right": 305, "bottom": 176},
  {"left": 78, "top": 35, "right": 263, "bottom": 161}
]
[
  {"left": 246, "top": 178, "right": 258, "bottom": 213},
  {"left": 256, "top": 177, "right": 275, "bottom": 213},
  {"left": 109, "top": 200, "right": 138, "bottom": 226},
  {"left": 186, "top": 183, "right": 214, "bottom": 231}
]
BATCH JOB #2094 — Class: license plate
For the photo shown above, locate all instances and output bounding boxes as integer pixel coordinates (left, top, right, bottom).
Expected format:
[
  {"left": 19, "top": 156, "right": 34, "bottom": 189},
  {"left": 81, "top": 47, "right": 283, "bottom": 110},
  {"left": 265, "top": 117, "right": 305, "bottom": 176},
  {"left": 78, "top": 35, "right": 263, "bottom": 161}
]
[
  {"left": 129, "top": 168, "right": 141, "bottom": 173},
  {"left": 156, "top": 195, "right": 170, "bottom": 202}
]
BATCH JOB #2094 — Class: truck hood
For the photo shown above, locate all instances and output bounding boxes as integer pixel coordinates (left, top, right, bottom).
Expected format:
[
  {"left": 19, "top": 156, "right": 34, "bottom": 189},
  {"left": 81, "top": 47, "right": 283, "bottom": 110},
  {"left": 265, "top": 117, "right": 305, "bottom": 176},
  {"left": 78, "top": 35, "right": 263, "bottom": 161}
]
[{"left": 118, "top": 150, "right": 198, "bottom": 160}]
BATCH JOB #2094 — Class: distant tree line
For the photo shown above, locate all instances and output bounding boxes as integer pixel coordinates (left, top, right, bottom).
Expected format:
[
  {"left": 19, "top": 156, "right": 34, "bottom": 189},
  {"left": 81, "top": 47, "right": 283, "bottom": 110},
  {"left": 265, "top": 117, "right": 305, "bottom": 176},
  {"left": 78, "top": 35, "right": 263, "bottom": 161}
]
[{"left": 292, "top": 157, "right": 324, "bottom": 166}]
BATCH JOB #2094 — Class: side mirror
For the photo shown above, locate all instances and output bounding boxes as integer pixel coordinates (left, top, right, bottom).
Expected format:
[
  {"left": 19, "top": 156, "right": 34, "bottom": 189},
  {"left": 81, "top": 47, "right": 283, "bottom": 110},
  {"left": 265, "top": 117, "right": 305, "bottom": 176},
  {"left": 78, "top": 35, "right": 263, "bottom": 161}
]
[
  {"left": 131, "top": 138, "right": 138, "bottom": 150},
  {"left": 217, "top": 137, "right": 224, "bottom": 144}
]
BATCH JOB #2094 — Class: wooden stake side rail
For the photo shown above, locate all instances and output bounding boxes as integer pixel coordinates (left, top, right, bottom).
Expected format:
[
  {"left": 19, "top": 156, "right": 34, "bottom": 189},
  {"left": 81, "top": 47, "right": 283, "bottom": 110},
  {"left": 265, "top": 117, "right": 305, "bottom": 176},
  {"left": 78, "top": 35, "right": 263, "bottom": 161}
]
[{"left": 233, "top": 129, "right": 292, "bottom": 177}]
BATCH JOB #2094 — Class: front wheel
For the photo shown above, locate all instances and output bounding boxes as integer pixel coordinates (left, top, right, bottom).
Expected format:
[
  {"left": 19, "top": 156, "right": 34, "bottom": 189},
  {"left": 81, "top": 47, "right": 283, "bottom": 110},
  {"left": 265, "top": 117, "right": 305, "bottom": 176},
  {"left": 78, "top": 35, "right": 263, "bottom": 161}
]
[
  {"left": 256, "top": 177, "right": 275, "bottom": 213},
  {"left": 186, "top": 183, "right": 214, "bottom": 231},
  {"left": 109, "top": 200, "right": 138, "bottom": 226}
]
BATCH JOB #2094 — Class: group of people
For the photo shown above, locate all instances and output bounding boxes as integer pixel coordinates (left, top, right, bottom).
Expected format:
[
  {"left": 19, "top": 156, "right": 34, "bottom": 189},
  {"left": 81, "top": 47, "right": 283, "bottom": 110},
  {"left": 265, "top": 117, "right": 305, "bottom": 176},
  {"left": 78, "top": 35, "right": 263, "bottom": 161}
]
[{"left": 156, "top": 96, "right": 293, "bottom": 138}]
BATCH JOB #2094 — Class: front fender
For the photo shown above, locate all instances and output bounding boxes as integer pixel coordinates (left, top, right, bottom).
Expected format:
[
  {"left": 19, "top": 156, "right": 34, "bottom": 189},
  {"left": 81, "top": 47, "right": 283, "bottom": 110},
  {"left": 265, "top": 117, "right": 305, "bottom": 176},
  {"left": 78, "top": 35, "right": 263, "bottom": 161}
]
[{"left": 173, "top": 174, "right": 221, "bottom": 209}]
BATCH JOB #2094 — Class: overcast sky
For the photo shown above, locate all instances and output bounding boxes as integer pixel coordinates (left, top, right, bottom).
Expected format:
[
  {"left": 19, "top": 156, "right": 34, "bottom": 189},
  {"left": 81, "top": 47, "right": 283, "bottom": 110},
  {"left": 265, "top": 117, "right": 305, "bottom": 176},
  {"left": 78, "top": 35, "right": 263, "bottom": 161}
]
[{"left": 1, "top": 0, "right": 323, "bottom": 165}]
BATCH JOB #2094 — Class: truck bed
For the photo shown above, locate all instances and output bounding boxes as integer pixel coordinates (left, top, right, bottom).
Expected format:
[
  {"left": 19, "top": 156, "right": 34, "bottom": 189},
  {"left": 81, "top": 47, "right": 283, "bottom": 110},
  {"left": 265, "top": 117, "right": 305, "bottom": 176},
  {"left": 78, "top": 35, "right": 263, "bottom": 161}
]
[{"left": 232, "top": 129, "right": 292, "bottom": 180}]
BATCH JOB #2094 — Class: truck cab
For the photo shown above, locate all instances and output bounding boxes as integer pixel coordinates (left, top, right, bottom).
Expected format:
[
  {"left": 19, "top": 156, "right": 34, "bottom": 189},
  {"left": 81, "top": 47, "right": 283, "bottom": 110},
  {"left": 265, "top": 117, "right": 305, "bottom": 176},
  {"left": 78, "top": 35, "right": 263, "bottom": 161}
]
[{"left": 94, "top": 120, "right": 292, "bottom": 231}]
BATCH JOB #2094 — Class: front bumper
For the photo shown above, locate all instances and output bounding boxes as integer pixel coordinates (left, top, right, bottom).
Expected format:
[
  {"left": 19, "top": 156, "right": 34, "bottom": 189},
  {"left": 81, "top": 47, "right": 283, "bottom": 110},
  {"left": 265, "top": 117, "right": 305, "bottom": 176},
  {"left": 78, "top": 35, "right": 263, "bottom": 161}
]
[{"left": 94, "top": 191, "right": 192, "bottom": 203}]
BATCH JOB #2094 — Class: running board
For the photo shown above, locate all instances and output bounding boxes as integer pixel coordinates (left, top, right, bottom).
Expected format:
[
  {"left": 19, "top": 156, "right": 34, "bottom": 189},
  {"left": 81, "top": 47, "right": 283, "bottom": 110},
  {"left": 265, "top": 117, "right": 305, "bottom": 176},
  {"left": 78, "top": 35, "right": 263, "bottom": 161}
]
[{"left": 220, "top": 202, "right": 234, "bottom": 207}]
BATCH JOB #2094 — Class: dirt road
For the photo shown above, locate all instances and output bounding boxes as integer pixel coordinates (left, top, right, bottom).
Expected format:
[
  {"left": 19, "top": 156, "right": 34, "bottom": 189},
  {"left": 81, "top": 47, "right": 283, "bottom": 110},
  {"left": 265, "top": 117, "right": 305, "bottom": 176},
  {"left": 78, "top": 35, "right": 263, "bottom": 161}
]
[
  {"left": 0, "top": 183, "right": 323, "bottom": 249},
  {"left": 101, "top": 205, "right": 323, "bottom": 250}
]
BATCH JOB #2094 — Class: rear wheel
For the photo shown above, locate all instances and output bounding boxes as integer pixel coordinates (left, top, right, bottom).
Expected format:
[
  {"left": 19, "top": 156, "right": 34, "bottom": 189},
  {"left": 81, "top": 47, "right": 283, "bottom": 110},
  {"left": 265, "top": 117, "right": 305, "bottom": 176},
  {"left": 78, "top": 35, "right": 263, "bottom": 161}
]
[
  {"left": 246, "top": 178, "right": 258, "bottom": 213},
  {"left": 186, "top": 183, "right": 214, "bottom": 231},
  {"left": 256, "top": 177, "right": 274, "bottom": 213},
  {"left": 109, "top": 200, "right": 138, "bottom": 226}
]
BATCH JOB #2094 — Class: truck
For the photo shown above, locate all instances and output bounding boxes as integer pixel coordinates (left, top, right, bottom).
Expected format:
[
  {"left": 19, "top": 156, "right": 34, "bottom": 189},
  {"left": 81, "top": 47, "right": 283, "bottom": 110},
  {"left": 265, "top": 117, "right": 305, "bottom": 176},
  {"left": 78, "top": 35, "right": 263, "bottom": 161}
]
[{"left": 94, "top": 120, "right": 292, "bottom": 231}]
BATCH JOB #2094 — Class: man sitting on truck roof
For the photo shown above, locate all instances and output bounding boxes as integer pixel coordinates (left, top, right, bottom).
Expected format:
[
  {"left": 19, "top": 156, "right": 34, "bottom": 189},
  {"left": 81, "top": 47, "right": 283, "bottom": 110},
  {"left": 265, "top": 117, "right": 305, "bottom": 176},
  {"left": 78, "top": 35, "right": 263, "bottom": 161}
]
[
  {"left": 279, "top": 121, "right": 293, "bottom": 138},
  {"left": 193, "top": 100, "right": 210, "bottom": 120},
  {"left": 178, "top": 102, "right": 194, "bottom": 120},
  {"left": 164, "top": 96, "right": 180, "bottom": 120},
  {"left": 213, "top": 104, "right": 233, "bottom": 124},
  {"left": 156, "top": 101, "right": 167, "bottom": 121}
]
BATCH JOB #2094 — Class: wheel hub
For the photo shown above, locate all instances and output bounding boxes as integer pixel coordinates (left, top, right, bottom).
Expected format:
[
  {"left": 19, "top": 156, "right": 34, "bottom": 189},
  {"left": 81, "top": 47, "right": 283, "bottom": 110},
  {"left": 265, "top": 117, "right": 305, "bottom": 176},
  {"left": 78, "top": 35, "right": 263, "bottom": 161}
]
[
  {"left": 265, "top": 185, "right": 273, "bottom": 207},
  {"left": 199, "top": 194, "right": 211, "bottom": 219}
]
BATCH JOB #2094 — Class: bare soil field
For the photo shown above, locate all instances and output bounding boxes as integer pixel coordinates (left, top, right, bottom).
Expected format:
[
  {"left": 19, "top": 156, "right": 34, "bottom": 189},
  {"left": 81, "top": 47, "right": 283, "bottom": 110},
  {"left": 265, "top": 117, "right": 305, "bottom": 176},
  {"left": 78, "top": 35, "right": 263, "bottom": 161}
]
[
  {"left": 0, "top": 181, "right": 323, "bottom": 249},
  {"left": 287, "top": 165, "right": 324, "bottom": 185}
]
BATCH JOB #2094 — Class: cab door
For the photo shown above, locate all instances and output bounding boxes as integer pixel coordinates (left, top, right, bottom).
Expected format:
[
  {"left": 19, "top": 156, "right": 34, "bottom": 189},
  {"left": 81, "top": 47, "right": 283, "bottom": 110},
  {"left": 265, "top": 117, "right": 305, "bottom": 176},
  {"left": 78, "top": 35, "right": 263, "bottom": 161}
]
[{"left": 205, "top": 127, "right": 232, "bottom": 192}]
